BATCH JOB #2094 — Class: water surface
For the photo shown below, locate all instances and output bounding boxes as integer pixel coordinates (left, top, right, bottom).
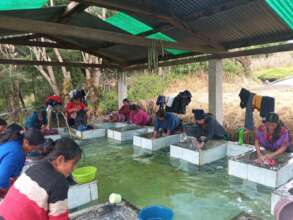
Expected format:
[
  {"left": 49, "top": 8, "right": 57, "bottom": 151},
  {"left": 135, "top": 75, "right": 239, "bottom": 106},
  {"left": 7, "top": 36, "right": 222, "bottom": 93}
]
[{"left": 78, "top": 138, "right": 273, "bottom": 220}]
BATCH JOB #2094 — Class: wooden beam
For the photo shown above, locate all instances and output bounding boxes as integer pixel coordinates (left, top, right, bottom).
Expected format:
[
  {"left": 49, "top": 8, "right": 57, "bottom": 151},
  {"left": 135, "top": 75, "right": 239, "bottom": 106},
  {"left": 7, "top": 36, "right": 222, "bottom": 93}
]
[
  {"left": 77, "top": 0, "right": 174, "bottom": 23},
  {"left": 79, "top": 0, "right": 223, "bottom": 51},
  {"left": 0, "top": 58, "right": 120, "bottom": 69},
  {"left": 0, "top": 40, "right": 81, "bottom": 50},
  {"left": 0, "top": 15, "right": 217, "bottom": 53},
  {"left": 125, "top": 43, "right": 293, "bottom": 70},
  {"left": 58, "top": 1, "right": 88, "bottom": 22}
]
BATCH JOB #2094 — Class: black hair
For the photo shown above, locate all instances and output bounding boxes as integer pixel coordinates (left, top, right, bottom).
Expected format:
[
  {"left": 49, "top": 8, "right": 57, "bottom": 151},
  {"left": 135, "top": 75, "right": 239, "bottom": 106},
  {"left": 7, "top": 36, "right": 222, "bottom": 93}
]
[
  {"left": 129, "top": 104, "right": 138, "bottom": 111},
  {"left": 0, "top": 118, "right": 7, "bottom": 126},
  {"left": 156, "top": 109, "right": 166, "bottom": 118},
  {"left": 265, "top": 113, "right": 284, "bottom": 143},
  {"left": 123, "top": 98, "right": 129, "bottom": 103},
  {"left": 46, "top": 137, "right": 82, "bottom": 162},
  {"left": 0, "top": 123, "right": 23, "bottom": 144}
]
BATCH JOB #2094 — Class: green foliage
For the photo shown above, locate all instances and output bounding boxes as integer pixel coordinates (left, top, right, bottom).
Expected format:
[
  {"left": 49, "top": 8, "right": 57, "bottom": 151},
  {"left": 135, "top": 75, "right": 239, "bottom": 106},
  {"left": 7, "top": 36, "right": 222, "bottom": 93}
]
[
  {"left": 98, "top": 72, "right": 180, "bottom": 113},
  {"left": 256, "top": 66, "right": 293, "bottom": 82},
  {"left": 99, "top": 89, "right": 118, "bottom": 113},
  {"left": 171, "top": 62, "right": 208, "bottom": 75},
  {"left": 128, "top": 73, "right": 173, "bottom": 101},
  {"left": 223, "top": 59, "right": 244, "bottom": 76}
]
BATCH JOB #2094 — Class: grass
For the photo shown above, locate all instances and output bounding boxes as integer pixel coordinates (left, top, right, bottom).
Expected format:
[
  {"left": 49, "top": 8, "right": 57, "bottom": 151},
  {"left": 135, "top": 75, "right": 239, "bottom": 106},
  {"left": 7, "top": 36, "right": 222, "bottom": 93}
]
[{"left": 255, "top": 66, "right": 293, "bottom": 82}]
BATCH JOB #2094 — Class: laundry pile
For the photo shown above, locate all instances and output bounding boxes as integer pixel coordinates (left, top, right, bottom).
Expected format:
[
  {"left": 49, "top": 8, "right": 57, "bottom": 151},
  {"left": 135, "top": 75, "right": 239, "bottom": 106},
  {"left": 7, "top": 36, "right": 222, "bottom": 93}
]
[{"left": 156, "top": 90, "right": 192, "bottom": 114}]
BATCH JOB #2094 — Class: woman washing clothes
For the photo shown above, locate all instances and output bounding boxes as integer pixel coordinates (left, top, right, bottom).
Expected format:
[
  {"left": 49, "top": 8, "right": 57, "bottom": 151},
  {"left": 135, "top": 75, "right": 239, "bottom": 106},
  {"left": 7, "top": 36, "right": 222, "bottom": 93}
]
[
  {"left": 255, "top": 112, "right": 292, "bottom": 165},
  {"left": 189, "top": 109, "right": 226, "bottom": 150},
  {"left": 129, "top": 104, "right": 151, "bottom": 126},
  {"left": 152, "top": 109, "right": 182, "bottom": 139},
  {"left": 65, "top": 90, "right": 88, "bottom": 130},
  {"left": 0, "top": 138, "right": 82, "bottom": 220}
]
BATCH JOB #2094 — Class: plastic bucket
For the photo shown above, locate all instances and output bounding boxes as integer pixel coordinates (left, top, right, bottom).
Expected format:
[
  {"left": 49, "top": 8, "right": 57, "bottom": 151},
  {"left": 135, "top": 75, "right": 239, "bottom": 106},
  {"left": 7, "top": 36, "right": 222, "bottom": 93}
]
[
  {"left": 275, "top": 198, "right": 293, "bottom": 220},
  {"left": 138, "top": 206, "right": 174, "bottom": 220}
]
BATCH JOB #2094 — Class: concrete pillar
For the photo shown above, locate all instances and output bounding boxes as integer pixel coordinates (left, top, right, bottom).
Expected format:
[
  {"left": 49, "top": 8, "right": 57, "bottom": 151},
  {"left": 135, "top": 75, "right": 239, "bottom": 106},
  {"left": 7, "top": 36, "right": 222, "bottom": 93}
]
[
  {"left": 208, "top": 59, "right": 223, "bottom": 124},
  {"left": 118, "top": 72, "right": 127, "bottom": 107}
]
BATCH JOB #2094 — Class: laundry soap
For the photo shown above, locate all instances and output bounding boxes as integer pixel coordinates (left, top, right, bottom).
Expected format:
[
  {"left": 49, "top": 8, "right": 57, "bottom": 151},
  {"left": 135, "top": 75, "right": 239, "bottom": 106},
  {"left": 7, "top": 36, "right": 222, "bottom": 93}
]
[{"left": 109, "top": 193, "right": 122, "bottom": 204}]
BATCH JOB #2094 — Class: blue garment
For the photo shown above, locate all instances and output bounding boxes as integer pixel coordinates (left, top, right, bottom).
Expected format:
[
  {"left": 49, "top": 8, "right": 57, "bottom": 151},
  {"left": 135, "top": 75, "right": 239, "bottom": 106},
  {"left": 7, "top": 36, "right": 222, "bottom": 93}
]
[
  {"left": 244, "top": 94, "right": 254, "bottom": 130},
  {"left": 25, "top": 112, "right": 47, "bottom": 129},
  {"left": 155, "top": 112, "right": 181, "bottom": 133},
  {"left": 0, "top": 140, "right": 25, "bottom": 188}
]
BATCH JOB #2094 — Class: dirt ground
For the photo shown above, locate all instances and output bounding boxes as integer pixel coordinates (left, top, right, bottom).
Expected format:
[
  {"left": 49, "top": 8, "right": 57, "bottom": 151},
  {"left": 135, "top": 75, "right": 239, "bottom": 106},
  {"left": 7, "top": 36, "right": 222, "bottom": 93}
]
[{"left": 163, "top": 74, "right": 293, "bottom": 136}]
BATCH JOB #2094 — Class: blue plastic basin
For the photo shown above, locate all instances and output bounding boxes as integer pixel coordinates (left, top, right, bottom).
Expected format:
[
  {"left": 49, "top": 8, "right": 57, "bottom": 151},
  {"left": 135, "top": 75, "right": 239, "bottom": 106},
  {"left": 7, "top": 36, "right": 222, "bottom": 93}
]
[{"left": 138, "top": 206, "right": 174, "bottom": 220}]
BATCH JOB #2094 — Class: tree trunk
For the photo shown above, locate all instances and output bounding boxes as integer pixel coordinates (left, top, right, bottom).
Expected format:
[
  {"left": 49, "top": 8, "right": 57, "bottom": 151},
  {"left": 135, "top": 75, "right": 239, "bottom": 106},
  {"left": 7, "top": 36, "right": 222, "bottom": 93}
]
[
  {"left": 53, "top": 48, "right": 72, "bottom": 103},
  {"left": 31, "top": 47, "right": 61, "bottom": 96}
]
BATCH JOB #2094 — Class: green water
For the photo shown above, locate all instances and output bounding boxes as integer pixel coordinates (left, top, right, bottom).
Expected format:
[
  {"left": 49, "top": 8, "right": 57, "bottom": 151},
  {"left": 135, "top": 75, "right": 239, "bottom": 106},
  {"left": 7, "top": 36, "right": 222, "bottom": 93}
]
[{"left": 78, "top": 138, "right": 273, "bottom": 220}]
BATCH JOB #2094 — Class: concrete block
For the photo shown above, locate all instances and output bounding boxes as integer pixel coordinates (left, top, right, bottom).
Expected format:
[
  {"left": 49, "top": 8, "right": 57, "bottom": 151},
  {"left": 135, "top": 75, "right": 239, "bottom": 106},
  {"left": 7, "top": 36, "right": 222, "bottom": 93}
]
[
  {"left": 170, "top": 139, "right": 227, "bottom": 165},
  {"left": 68, "top": 181, "right": 98, "bottom": 210},
  {"left": 170, "top": 145, "right": 183, "bottom": 159},
  {"left": 228, "top": 159, "right": 248, "bottom": 179},
  {"left": 271, "top": 180, "right": 293, "bottom": 215},
  {"left": 133, "top": 133, "right": 180, "bottom": 151},
  {"left": 228, "top": 151, "right": 293, "bottom": 188},
  {"left": 71, "top": 128, "right": 106, "bottom": 140},
  {"left": 108, "top": 125, "right": 148, "bottom": 141},
  {"left": 226, "top": 142, "right": 254, "bottom": 157}
]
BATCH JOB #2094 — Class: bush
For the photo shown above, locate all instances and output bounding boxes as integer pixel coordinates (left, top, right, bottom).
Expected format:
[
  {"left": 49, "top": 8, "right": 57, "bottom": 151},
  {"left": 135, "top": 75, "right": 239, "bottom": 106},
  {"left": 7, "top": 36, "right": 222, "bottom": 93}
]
[
  {"left": 223, "top": 59, "right": 244, "bottom": 76},
  {"left": 128, "top": 73, "right": 172, "bottom": 101},
  {"left": 99, "top": 89, "right": 118, "bottom": 113}
]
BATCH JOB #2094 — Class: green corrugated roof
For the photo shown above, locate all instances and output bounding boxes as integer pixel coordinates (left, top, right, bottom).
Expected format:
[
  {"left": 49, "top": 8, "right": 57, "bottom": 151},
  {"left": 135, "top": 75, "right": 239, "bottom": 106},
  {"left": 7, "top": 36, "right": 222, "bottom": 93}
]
[
  {"left": 105, "top": 12, "right": 153, "bottom": 35},
  {"left": 105, "top": 12, "right": 191, "bottom": 56},
  {"left": 0, "top": 0, "right": 47, "bottom": 10},
  {"left": 146, "top": 32, "right": 189, "bottom": 55},
  {"left": 266, "top": 0, "right": 293, "bottom": 30}
]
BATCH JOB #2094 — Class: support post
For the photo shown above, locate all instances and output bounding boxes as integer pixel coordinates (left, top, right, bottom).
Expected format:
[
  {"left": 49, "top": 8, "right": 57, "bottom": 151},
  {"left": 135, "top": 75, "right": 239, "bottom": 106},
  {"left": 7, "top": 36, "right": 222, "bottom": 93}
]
[
  {"left": 118, "top": 72, "right": 127, "bottom": 108},
  {"left": 208, "top": 59, "right": 223, "bottom": 124}
]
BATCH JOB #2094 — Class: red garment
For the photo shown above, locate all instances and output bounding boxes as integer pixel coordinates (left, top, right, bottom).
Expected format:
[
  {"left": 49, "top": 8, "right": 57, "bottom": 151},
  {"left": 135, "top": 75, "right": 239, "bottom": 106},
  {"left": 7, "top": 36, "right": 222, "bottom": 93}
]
[
  {"left": 129, "top": 110, "right": 150, "bottom": 126},
  {"left": 46, "top": 96, "right": 62, "bottom": 105},
  {"left": 119, "top": 104, "right": 130, "bottom": 119},
  {"left": 65, "top": 101, "right": 86, "bottom": 119}
]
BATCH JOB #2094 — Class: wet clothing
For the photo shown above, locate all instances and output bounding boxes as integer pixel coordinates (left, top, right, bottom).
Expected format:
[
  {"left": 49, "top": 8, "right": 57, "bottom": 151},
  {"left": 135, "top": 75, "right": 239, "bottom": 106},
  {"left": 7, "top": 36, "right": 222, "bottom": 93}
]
[
  {"left": 129, "top": 109, "right": 150, "bottom": 126},
  {"left": 260, "top": 96, "right": 275, "bottom": 119},
  {"left": 119, "top": 104, "right": 130, "bottom": 120},
  {"left": 255, "top": 125, "right": 292, "bottom": 151},
  {"left": 0, "top": 160, "right": 69, "bottom": 220},
  {"left": 25, "top": 112, "right": 48, "bottom": 130},
  {"left": 244, "top": 93, "right": 254, "bottom": 130},
  {"left": 165, "top": 90, "right": 192, "bottom": 114},
  {"left": 155, "top": 112, "right": 181, "bottom": 134},
  {"left": 239, "top": 88, "right": 275, "bottom": 130},
  {"left": 187, "top": 114, "right": 225, "bottom": 141},
  {"left": 0, "top": 140, "right": 25, "bottom": 190}
]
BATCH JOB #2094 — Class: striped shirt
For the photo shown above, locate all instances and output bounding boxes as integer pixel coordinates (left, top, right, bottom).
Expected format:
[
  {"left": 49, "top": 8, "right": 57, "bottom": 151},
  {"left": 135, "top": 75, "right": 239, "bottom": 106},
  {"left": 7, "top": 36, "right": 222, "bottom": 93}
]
[{"left": 0, "top": 160, "right": 69, "bottom": 220}]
